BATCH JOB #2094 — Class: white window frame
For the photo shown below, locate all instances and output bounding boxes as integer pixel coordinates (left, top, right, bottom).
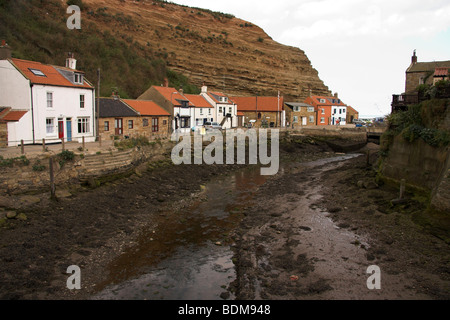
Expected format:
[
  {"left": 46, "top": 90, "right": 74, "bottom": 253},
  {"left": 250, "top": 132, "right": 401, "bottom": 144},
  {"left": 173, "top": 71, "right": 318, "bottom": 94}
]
[
  {"left": 46, "top": 118, "right": 55, "bottom": 135},
  {"left": 47, "top": 92, "right": 53, "bottom": 109},
  {"left": 309, "top": 116, "right": 314, "bottom": 123},
  {"left": 80, "top": 94, "right": 85, "bottom": 109},
  {"left": 307, "top": 107, "right": 314, "bottom": 113},
  {"left": 74, "top": 73, "right": 83, "bottom": 84},
  {"left": 320, "top": 117, "right": 325, "bottom": 124},
  {"left": 77, "top": 117, "right": 90, "bottom": 134}
]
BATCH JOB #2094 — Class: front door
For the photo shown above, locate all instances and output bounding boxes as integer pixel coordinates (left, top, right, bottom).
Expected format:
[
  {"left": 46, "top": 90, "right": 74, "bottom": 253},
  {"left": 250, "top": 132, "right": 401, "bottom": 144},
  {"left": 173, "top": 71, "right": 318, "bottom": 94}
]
[
  {"left": 66, "top": 118, "right": 72, "bottom": 142},
  {"left": 115, "top": 118, "right": 123, "bottom": 135},
  {"left": 302, "top": 117, "right": 307, "bottom": 126},
  {"left": 58, "top": 119, "right": 64, "bottom": 140}
]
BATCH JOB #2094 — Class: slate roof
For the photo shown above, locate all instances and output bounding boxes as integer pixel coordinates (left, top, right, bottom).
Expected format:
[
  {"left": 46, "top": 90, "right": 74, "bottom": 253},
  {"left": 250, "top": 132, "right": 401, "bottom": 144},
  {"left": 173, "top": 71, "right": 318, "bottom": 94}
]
[
  {"left": 285, "top": 102, "right": 313, "bottom": 109},
  {"left": 206, "top": 92, "right": 234, "bottom": 105},
  {"left": 305, "top": 96, "right": 346, "bottom": 106},
  {"left": 98, "top": 98, "right": 138, "bottom": 118},
  {"left": 407, "top": 60, "right": 450, "bottom": 73}
]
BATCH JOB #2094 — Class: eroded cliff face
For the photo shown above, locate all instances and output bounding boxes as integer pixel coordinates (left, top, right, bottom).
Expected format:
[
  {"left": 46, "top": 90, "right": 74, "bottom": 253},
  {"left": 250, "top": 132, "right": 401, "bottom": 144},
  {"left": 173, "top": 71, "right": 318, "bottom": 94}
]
[{"left": 83, "top": 0, "right": 331, "bottom": 98}]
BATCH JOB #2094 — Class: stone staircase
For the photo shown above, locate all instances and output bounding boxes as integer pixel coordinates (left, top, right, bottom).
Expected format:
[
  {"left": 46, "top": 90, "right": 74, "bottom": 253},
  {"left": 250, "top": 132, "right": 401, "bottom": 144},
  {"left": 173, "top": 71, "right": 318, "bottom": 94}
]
[{"left": 79, "top": 149, "right": 134, "bottom": 182}]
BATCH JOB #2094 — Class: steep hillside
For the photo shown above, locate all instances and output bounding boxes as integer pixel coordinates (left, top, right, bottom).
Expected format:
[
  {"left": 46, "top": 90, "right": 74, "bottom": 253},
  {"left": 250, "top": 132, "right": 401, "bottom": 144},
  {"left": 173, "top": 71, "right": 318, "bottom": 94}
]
[{"left": 0, "top": 0, "right": 331, "bottom": 99}]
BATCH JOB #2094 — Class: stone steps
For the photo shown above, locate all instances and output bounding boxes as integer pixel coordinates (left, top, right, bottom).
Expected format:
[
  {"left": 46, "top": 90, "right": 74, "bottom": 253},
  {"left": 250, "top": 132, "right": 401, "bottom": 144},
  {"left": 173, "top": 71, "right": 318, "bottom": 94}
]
[{"left": 79, "top": 149, "right": 134, "bottom": 178}]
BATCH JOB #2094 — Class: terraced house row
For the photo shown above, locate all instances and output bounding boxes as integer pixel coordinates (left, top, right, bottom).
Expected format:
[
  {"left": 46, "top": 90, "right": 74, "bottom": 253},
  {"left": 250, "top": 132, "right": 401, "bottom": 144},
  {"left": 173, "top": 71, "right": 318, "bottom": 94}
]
[{"left": 0, "top": 40, "right": 359, "bottom": 147}]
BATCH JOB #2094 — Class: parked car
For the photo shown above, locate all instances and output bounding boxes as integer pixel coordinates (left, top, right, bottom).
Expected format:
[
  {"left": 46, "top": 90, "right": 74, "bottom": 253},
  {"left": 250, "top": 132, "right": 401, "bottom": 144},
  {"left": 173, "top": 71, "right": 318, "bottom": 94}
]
[
  {"left": 204, "top": 122, "right": 222, "bottom": 131},
  {"left": 352, "top": 119, "right": 366, "bottom": 127}
]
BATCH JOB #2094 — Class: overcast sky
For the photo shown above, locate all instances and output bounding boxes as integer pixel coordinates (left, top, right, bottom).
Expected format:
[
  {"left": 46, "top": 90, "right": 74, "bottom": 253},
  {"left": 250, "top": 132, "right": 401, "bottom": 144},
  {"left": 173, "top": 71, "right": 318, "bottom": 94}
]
[{"left": 170, "top": 0, "right": 450, "bottom": 117}]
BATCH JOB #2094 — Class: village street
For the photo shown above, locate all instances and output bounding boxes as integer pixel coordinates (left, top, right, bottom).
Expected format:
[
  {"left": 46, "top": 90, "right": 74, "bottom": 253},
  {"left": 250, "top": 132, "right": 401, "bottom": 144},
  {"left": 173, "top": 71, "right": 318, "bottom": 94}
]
[{"left": 0, "top": 140, "right": 448, "bottom": 300}]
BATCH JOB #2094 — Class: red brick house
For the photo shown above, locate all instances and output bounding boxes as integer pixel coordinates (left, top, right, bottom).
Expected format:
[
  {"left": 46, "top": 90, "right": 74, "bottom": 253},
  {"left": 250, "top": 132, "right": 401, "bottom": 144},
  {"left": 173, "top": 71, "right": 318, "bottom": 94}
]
[{"left": 304, "top": 95, "right": 348, "bottom": 126}]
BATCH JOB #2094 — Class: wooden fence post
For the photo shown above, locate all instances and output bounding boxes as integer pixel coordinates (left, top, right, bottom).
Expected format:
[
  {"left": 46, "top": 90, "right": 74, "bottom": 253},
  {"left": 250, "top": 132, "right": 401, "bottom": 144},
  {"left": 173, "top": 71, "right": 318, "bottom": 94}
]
[
  {"left": 42, "top": 138, "right": 46, "bottom": 152},
  {"left": 82, "top": 136, "right": 85, "bottom": 151},
  {"left": 62, "top": 138, "right": 65, "bottom": 151},
  {"left": 21, "top": 140, "right": 24, "bottom": 155}
]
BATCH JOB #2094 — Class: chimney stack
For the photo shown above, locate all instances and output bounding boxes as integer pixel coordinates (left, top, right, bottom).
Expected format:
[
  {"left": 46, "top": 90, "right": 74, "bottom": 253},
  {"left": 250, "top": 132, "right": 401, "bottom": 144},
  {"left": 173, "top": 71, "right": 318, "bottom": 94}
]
[
  {"left": 163, "top": 78, "right": 169, "bottom": 87},
  {"left": 0, "top": 40, "right": 12, "bottom": 60},
  {"left": 412, "top": 50, "right": 417, "bottom": 65},
  {"left": 334, "top": 92, "right": 338, "bottom": 98},
  {"left": 66, "top": 52, "right": 77, "bottom": 70}
]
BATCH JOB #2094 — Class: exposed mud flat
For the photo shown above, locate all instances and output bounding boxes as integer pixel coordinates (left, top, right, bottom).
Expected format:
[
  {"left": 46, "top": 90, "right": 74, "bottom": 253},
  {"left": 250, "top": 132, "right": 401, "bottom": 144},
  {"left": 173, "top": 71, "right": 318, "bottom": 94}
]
[
  {"left": 230, "top": 148, "right": 450, "bottom": 300},
  {"left": 0, "top": 140, "right": 448, "bottom": 300}
]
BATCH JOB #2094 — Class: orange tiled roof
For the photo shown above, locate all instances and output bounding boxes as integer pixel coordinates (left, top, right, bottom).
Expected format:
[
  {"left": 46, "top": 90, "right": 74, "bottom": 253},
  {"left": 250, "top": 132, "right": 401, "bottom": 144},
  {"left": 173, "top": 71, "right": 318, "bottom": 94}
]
[
  {"left": 152, "top": 86, "right": 193, "bottom": 106},
  {"left": 9, "top": 58, "right": 93, "bottom": 89},
  {"left": 1, "top": 110, "right": 28, "bottom": 122},
  {"left": 123, "top": 99, "right": 170, "bottom": 117},
  {"left": 434, "top": 67, "right": 449, "bottom": 77},
  {"left": 184, "top": 94, "right": 214, "bottom": 108},
  {"left": 232, "top": 96, "right": 284, "bottom": 112}
]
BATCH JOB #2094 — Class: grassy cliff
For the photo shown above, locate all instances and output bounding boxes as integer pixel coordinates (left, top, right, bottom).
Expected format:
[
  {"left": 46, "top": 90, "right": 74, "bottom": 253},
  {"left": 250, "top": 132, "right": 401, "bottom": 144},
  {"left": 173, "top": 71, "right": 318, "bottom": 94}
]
[{"left": 0, "top": 0, "right": 199, "bottom": 98}]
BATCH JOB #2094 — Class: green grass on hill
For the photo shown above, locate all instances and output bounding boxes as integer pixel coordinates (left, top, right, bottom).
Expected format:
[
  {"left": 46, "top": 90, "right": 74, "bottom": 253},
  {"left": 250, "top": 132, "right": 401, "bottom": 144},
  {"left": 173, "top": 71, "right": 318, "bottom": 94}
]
[{"left": 0, "top": 0, "right": 199, "bottom": 98}]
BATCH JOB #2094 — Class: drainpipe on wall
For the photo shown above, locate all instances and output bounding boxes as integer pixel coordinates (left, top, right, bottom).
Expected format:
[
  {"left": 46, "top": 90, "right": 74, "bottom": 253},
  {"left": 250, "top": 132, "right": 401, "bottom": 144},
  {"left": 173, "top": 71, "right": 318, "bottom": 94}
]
[{"left": 30, "top": 84, "right": 35, "bottom": 144}]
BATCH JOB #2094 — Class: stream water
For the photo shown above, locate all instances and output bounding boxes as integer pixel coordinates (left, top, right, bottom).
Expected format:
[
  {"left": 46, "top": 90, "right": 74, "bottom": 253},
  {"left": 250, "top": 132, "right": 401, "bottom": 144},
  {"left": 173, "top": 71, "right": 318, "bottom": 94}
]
[
  {"left": 93, "top": 153, "right": 362, "bottom": 300},
  {"left": 93, "top": 166, "right": 268, "bottom": 300}
]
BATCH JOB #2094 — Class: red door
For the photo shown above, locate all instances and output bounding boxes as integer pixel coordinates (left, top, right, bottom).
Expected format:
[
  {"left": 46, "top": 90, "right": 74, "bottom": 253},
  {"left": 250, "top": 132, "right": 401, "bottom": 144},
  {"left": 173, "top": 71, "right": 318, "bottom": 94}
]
[
  {"left": 115, "top": 118, "right": 123, "bottom": 135},
  {"left": 58, "top": 120, "right": 64, "bottom": 140}
]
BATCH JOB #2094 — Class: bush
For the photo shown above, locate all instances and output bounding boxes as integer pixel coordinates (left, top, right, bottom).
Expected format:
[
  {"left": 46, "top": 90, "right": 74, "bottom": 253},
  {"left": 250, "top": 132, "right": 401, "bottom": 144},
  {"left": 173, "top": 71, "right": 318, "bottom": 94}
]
[
  {"left": 58, "top": 150, "right": 75, "bottom": 161},
  {"left": 383, "top": 100, "right": 450, "bottom": 154},
  {"left": 114, "top": 136, "right": 151, "bottom": 150}
]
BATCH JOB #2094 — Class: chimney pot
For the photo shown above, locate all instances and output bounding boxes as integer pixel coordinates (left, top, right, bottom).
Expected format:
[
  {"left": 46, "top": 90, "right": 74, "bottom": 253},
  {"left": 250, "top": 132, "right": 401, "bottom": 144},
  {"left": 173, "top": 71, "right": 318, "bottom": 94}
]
[
  {"left": 412, "top": 50, "right": 418, "bottom": 65},
  {"left": 0, "top": 40, "right": 11, "bottom": 60},
  {"left": 66, "top": 52, "right": 77, "bottom": 70}
]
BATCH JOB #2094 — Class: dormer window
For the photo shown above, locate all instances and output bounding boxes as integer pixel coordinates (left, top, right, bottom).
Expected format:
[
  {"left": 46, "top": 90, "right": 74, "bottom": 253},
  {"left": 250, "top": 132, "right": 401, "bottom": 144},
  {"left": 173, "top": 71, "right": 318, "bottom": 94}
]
[
  {"left": 74, "top": 73, "right": 83, "bottom": 84},
  {"left": 220, "top": 96, "right": 228, "bottom": 103},
  {"left": 180, "top": 101, "right": 189, "bottom": 108}
]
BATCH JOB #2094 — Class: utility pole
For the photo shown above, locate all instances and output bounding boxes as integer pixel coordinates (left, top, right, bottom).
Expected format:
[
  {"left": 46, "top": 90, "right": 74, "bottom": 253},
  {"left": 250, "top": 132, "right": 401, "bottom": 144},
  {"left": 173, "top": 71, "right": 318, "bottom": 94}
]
[{"left": 96, "top": 68, "right": 100, "bottom": 141}]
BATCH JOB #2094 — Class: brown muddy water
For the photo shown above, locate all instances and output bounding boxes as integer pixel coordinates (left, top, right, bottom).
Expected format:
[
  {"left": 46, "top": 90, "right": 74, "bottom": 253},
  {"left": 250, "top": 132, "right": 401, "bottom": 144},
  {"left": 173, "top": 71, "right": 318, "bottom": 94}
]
[
  {"left": 92, "top": 154, "right": 362, "bottom": 300},
  {"left": 93, "top": 166, "right": 268, "bottom": 300}
]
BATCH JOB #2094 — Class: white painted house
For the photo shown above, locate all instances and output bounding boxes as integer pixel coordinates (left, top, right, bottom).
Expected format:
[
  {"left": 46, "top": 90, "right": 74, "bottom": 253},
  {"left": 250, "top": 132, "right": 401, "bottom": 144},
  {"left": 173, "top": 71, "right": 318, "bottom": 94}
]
[
  {"left": 201, "top": 86, "right": 237, "bottom": 130},
  {"left": 331, "top": 105, "right": 347, "bottom": 126},
  {"left": 0, "top": 47, "right": 95, "bottom": 146}
]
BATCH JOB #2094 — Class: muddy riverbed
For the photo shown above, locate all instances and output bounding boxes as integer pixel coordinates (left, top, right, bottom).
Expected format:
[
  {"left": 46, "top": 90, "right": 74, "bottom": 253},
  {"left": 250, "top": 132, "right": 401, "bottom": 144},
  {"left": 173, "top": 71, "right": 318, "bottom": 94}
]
[{"left": 0, "top": 139, "right": 448, "bottom": 300}]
